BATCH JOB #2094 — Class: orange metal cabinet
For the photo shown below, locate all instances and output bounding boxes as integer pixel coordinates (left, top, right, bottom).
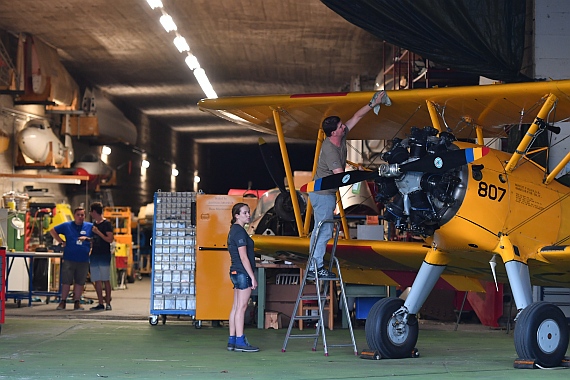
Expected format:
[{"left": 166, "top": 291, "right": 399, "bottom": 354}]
[{"left": 195, "top": 194, "right": 257, "bottom": 321}]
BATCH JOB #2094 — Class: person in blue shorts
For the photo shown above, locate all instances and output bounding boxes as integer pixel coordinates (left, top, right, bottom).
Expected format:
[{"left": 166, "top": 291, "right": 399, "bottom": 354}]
[
  {"left": 88, "top": 202, "right": 114, "bottom": 311},
  {"left": 226, "top": 203, "right": 259, "bottom": 352},
  {"left": 50, "top": 207, "right": 93, "bottom": 311}
]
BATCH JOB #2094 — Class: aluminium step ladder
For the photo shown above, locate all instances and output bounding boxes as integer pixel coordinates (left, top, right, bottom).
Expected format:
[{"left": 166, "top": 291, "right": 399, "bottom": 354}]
[{"left": 281, "top": 219, "right": 357, "bottom": 356}]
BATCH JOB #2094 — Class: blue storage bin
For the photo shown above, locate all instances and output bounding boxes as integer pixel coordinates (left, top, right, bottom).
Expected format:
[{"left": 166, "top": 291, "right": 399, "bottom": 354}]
[{"left": 355, "top": 297, "right": 383, "bottom": 320}]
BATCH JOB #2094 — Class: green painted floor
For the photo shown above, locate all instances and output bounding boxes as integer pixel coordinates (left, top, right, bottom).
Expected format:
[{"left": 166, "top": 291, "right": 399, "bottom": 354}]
[{"left": 1, "top": 318, "right": 569, "bottom": 379}]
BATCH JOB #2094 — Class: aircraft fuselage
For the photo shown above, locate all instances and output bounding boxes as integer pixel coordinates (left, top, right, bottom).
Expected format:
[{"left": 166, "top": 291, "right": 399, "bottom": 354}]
[{"left": 435, "top": 141, "right": 570, "bottom": 263}]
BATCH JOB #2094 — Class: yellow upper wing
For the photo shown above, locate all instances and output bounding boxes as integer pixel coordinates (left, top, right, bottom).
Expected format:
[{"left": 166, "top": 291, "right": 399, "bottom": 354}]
[{"left": 198, "top": 80, "right": 570, "bottom": 141}]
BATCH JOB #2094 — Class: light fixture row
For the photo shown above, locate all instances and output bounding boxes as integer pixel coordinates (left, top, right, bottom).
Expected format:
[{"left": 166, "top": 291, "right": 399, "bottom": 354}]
[
  {"left": 102, "top": 145, "right": 179, "bottom": 177},
  {"left": 146, "top": 0, "right": 217, "bottom": 99}
]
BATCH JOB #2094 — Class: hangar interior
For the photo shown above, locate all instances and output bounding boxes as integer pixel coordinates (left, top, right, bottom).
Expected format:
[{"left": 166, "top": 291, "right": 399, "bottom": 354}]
[{"left": 1, "top": 0, "right": 570, "bottom": 377}]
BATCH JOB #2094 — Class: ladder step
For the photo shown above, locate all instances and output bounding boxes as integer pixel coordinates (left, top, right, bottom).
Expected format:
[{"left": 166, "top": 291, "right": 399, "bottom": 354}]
[
  {"left": 308, "top": 277, "right": 340, "bottom": 281},
  {"left": 327, "top": 344, "right": 356, "bottom": 348},
  {"left": 286, "top": 334, "right": 320, "bottom": 339},
  {"left": 293, "top": 315, "right": 321, "bottom": 320}
]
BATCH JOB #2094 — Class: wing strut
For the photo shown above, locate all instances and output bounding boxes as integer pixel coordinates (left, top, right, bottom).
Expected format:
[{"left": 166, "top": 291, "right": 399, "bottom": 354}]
[
  {"left": 272, "top": 109, "right": 305, "bottom": 237},
  {"left": 545, "top": 150, "right": 570, "bottom": 184},
  {"left": 505, "top": 94, "right": 558, "bottom": 174},
  {"left": 475, "top": 126, "right": 484, "bottom": 146},
  {"left": 303, "top": 129, "right": 324, "bottom": 236},
  {"left": 426, "top": 101, "right": 443, "bottom": 133}
]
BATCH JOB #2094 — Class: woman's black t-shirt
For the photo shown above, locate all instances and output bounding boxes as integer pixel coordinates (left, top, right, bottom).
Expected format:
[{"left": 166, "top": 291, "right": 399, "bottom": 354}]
[{"left": 227, "top": 224, "right": 255, "bottom": 274}]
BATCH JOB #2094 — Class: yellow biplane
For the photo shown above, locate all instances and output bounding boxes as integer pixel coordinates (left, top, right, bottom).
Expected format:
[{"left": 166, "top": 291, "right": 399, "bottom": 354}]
[{"left": 199, "top": 80, "right": 570, "bottom": 368}]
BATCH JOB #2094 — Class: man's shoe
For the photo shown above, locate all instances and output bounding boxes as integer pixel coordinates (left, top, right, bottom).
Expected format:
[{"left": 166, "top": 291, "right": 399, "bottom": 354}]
[
  {"left": 74, "top": 301, "right": 84, "bottom": 311},
  {"left": 316, "top": 267, "right": 336, "bottom": 279},
  {"left": 90, "top": 304, "right": 105, "bottom": 311},
  {"left": 56, "top": 301, "right": 66, "bottom": 310},
  {"left": 105, "top": 304, "right": 112, "bottom": 311},
  {"left": 227, "top": 343, "right": 235, "bottom": 351},
  {"left": 306, "top": 270, "right": 316, "bottom": 280},
  {"left": 234, "top": 343, "right": 259, "bottom": 352}
]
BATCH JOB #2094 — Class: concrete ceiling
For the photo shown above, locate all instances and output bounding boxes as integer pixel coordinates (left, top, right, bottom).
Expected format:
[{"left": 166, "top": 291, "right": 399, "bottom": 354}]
[{"left": 0, "top": 0, "right": 386, "bottom": 144}]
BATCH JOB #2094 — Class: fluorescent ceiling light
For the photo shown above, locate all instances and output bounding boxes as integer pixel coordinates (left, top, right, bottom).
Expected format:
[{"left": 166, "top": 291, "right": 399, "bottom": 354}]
[
  {"left": 160, "top": 14, "right": 177, "bottom": 32},
  {"left": 173, "top": 36, "right": 190, "bottom": 53},
  {"left": 193, "top": 68, "right": 217, "bottom": 99},
  {"left": 185, "top": 54, "right": 200, "bottom": 70},
  {"left": 146, "top": 0, "right": 163, "bottom": 9}
]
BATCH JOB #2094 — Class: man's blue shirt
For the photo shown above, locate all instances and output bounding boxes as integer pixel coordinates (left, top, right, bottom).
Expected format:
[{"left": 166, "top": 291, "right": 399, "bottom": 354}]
[{"left": 54, "top": 221, "right": 93, "bottom": 262}]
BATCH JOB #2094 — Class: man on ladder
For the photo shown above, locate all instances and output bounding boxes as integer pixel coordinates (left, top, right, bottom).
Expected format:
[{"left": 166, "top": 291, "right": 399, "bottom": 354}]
[
  {"left": 283, "top": 91, "right": 391, "bottom": 355},
  {"left": 307, "top": 91, "right": 389, "bottom": 280}
]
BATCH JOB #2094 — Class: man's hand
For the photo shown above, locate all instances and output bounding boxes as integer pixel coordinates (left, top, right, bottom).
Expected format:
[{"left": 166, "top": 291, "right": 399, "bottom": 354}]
[{"left": 369, "top": 90, "right": 391, "bottom": 115}]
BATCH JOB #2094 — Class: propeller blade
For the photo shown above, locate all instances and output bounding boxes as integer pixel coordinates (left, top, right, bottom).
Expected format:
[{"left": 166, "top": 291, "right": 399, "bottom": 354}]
[
  {"left": 300, "top": 170, "right": 378, "bottom": 192},
  {"left": 400, "top": 147, "right": 490, "bottom": 173},
  {"left": 301, "top": 147, "right": 490, "bottom": 192}
]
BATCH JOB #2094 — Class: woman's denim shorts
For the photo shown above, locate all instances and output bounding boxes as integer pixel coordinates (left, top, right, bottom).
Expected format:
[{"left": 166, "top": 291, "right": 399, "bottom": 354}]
[{"left": 230, "top": 271, "right": 252, "bottom": 290}]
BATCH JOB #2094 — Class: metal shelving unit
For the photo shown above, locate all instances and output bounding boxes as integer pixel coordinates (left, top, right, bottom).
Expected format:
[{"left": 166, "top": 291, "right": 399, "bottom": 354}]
[{"left": 148, "top": 191, "right": 196, "bottom": 325}]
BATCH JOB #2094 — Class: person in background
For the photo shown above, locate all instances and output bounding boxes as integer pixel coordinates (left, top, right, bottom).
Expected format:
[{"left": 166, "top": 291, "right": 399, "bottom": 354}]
[
  {"left": 308, "top": 91, "right": 390, "bottom": 280},
  {"left": 226, "top": 203, "right": 259, "bottom": 352},
  {"left": 50, "top": 207, "right": 93, "bottom": 311},
  {"left": 88, "top": 202, "right": 114, "bottom": 311}
]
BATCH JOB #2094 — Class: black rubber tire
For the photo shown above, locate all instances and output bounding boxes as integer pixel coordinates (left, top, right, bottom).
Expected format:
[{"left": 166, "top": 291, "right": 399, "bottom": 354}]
[
  {"left": 365, "top": 297, "right": 419, "bottom": 359},
  {"left": 149, "top": 316, "right": 158, "bottom": 326},
  {"left": 514, "top": 302, "right": 569, "bottom": 367}
]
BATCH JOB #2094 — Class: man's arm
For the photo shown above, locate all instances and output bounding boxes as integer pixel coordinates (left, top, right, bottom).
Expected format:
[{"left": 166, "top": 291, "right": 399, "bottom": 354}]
[
  {"left": 345, "top": 90, "right": 386, "bottom": 131},
  {"left": 92, "top": 224, "right": 114, "bottom": 243},
  {"left": 50, "top": 228, "right": 65, "bottom": 246}
]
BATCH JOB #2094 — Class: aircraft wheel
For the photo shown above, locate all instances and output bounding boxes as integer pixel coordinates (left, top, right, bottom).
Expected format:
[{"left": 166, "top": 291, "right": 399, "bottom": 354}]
[
  {"left": 514, "top": 302, "right": 569, "bottom": 367},
  {"left": 365, "top": 297, "right": 418, "bottom": 359}
]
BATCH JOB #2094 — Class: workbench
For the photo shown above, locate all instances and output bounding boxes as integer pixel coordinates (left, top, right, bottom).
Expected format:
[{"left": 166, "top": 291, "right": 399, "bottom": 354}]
[
  {"left": 5, "top": 251, "right": 62, "bottom": 307},
  {"left": 256, "top": 262, "right": 300, "bottom": 329}
]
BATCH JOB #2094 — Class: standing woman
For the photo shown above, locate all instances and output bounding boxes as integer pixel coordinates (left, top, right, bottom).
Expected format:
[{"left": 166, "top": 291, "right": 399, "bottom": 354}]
[{"left": 227, "top": 203, "right": 259, "bottom": 352}]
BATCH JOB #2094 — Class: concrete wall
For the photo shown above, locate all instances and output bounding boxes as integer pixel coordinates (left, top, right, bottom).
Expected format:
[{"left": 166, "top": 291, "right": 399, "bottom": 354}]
[
  {"left": 534, "top": 0, "right": 570, "bottom": 79},
  {"left": 534, "top": 1, "right": 570, "bottom": 176}
]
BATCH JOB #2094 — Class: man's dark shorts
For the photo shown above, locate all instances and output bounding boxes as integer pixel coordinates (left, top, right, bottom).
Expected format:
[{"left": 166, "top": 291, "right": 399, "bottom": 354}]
[{"left": 61, "top": 260, "right": 90, "bottom": 285}]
